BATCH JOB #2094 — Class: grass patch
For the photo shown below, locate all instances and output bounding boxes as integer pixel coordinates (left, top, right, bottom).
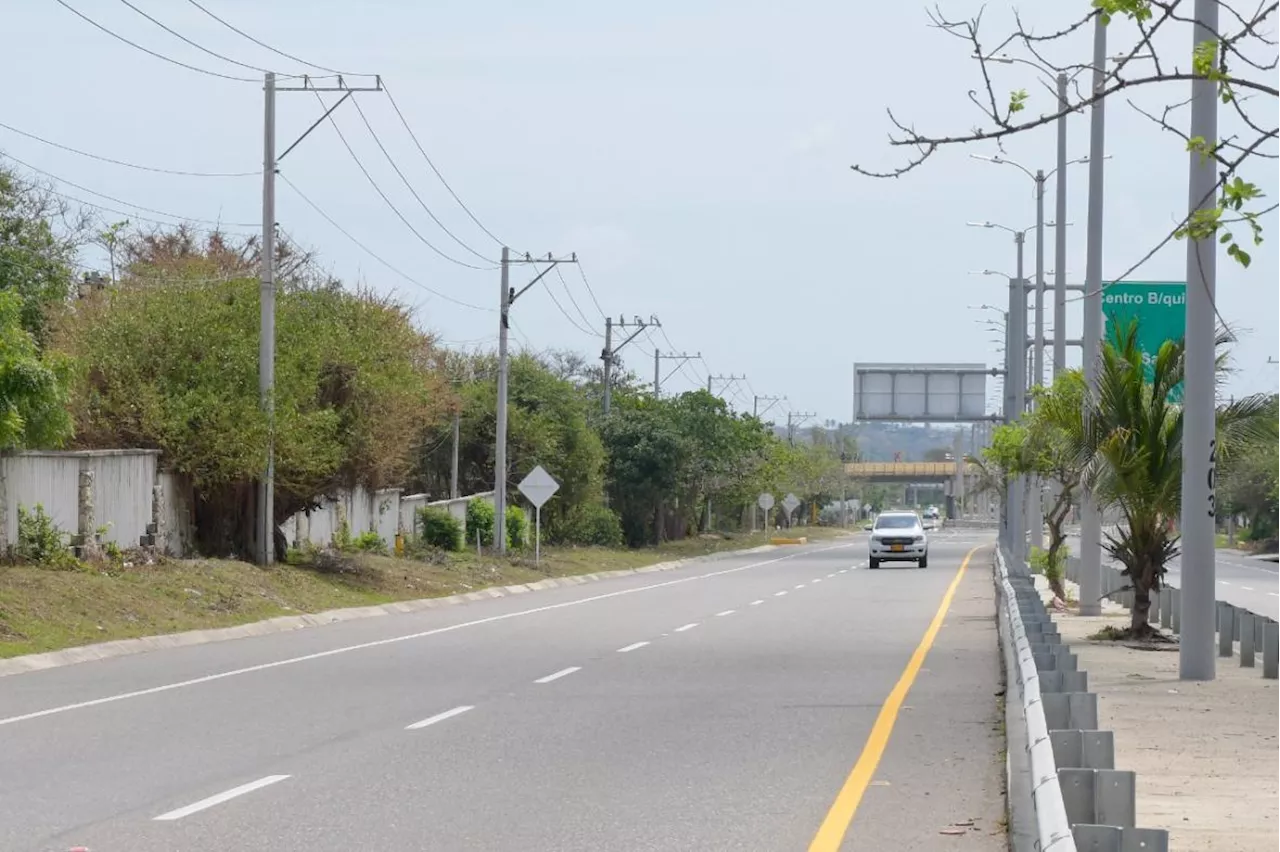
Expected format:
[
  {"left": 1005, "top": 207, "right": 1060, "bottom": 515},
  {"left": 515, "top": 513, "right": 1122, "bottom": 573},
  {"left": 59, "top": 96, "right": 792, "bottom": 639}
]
[
  {"left": 1088, "top": 624, "right": 1131, "bottom": 641},
  {"left": 0, "top": 527, "right": 850, "bottom": 659}
]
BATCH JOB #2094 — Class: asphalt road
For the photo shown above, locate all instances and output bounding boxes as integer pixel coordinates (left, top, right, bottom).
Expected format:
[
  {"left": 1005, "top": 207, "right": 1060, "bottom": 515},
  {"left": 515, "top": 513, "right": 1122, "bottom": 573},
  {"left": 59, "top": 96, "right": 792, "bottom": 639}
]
[
  {"left": 1064, "top": 533, "right": 1280, "bottom": 619},
  {"left": 0, "top": 532, "right": 1005, "bottom": 852}
]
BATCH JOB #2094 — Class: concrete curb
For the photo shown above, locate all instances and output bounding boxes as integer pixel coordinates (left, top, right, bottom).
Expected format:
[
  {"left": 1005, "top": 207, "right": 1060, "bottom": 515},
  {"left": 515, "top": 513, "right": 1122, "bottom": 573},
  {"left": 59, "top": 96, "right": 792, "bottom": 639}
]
[{"left": 0, "top": 543, "right": 785, "bottom": 679}]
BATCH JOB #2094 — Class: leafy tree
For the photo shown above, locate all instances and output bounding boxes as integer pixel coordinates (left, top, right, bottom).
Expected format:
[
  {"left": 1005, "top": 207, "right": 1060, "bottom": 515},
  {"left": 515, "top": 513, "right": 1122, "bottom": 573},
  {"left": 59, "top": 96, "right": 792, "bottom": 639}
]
[
  {"left": 1071, "top": 322, "right": 1276, "bottom": 634},
  {"left": 0, "top": 290, "right": 74, "bottom": 450},
  {"left": 0, "top": 167, "right": 82, "bottom": 348},
  {"left": 53, "top": 234, "right": 446, "bottom": 557},
  {"left": 1218, "top": 417, "right": 1280, "bottom": 545},
  {"left": 601, "top": 398, "right": 687, "bottom": 546}
]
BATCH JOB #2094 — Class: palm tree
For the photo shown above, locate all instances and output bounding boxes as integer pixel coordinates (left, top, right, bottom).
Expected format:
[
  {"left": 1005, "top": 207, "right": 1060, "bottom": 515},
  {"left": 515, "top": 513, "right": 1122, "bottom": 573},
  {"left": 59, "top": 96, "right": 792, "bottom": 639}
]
[{"left": 1073, "top": 320, "right": 1277, "bottom": 635}]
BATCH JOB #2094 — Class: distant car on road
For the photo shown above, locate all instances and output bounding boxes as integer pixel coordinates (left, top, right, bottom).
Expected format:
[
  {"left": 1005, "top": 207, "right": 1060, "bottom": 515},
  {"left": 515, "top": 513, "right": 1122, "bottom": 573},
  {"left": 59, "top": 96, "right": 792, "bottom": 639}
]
[{"left": 868, "top": 511, "right": 929, "bottom": 569}]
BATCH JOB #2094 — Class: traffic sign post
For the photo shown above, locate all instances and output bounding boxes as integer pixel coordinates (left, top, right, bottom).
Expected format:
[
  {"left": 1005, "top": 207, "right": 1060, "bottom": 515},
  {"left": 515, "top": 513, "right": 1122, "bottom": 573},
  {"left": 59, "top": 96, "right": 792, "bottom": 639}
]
[
  {"left": 757, "top": 493, "right": 775, "bottom": 532},
  {"left": 1102, "top": 281, "right": 1187, "bottom": 400},
  {"left": 782, "top": 493, "right": 800, "bottom": 527},
  {"left": 517, "top": 465, "right": 560, "bottom": 566}
]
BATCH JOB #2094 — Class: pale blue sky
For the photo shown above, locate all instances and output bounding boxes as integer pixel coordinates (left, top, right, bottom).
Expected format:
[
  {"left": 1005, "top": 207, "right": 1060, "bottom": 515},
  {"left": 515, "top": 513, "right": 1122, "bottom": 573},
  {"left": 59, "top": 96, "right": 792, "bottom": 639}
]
[{"left": 5, "top": 1, "right": 1276, "bottom": 422}]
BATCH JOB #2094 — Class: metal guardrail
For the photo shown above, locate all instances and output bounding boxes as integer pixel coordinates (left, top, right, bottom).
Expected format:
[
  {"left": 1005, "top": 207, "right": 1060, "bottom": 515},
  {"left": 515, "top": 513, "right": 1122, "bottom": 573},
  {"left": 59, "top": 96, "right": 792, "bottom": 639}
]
[
  {"left": 1065, "top": 557, "right": 1280, "bottom": 679},
  {"left": 997, "top": 547, "right": 1170, "bottom": 852}
]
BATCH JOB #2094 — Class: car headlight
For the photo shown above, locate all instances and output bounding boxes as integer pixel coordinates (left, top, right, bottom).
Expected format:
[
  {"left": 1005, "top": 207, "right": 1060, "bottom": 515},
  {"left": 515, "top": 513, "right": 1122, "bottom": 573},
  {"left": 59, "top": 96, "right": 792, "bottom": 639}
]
[{"left": 913, "top": 535, "right": 924, "bottom": 542}]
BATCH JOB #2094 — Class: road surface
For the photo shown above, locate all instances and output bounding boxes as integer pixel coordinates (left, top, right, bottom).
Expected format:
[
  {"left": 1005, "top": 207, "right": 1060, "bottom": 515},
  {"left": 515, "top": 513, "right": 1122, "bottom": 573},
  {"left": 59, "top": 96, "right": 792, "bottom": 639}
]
[
  {"left": 1065, "top": 533, "right": 1280, "bottom": 619},
  {"left": 0, "top": 533, "right": 1005, "bottom": 851}
]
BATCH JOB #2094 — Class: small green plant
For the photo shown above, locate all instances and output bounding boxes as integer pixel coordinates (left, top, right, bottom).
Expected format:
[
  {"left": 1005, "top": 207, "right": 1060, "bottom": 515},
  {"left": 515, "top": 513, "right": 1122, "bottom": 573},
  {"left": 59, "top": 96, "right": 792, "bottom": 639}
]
[
  {"left": 418, "top": 507, "right": 463, "bottom": 552},
  {"left": 1029, "top": 546, "right": 1066, "bottom": 599},
  {"left": 552, "top": 504, "right": 624, "bottom": 548},
  {"left": 333, "top": 518, "right": 353, "bottom": 551},
  {"left": 465, "top": 498, "right": 495, "bottom": 547},
  {"left": 505, "top": 505, "right": 528, "bottom": 548},
  {"left": 15, "top": 504, "right": 76, "bottom": 567},
  {"left": 351, "top": 530, "right": 387, "bottom": 554}
]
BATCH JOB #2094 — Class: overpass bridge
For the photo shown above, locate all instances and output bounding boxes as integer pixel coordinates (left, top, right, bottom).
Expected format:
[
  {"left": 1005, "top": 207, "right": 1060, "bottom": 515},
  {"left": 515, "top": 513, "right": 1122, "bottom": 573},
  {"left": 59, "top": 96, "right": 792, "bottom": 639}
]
[{"left": 843, "top": 461, "right": 982, "bottom": 483}]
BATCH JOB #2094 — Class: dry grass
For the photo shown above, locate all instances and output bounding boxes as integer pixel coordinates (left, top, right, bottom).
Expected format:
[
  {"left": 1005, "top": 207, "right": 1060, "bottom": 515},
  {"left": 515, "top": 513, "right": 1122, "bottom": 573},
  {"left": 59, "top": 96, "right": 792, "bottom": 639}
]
[{"left": 0, "top": 527, "right": 851, "bottom": 659}]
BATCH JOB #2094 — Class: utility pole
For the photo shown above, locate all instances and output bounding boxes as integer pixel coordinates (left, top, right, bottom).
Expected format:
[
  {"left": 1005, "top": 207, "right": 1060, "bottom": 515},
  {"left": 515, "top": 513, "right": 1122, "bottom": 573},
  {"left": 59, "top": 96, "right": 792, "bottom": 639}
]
[
  {"left": 1007, "top": 232, "right": 1028, "bottom": 566},
  {"left": 602, "top": 315, "right": 660, "bottom": 414},
  {"left": 1053, "top": 72, "right": 1069, "bottom": 377},
  {"left": 495, "top": 251, "right": 579, "bottom": 553},
  {"left": 1078, "top": 17, "right": 1108, "bottom": 616},
  {"left": 256, "top": 72, "right": 382, "bottom": 565},
  {"left": 654, "top": 349, "right": 698, "bottom": 399},
  {"left": 787, "top": 411, "right": 817, "bottom": 446},
  {"left": 1029, "top": 169, "right": 1047, "bottom": 553},
  {"left": 753, "top": 394, "right": 784, "bottom": 419},
  {"left": 1180, "top": 0, "right": 1220, "bottom": 681},
  {"left": 707, "top": 373, "right": 746, "bottom": 397}
]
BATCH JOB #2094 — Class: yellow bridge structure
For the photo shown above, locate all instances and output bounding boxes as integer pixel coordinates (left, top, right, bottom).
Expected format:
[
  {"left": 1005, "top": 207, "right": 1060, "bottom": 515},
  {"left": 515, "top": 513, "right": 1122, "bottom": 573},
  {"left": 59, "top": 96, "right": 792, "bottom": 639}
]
[{"left": 843, "top": 461, "right": 982, "bottom": 482}]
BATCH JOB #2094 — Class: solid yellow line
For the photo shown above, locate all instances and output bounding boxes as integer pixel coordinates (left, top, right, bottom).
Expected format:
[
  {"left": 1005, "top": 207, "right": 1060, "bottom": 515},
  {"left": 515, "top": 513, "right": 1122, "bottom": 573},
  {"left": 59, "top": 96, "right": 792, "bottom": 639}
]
[{"left": 807, "top": 545, "right": 980, "bottom": 852}]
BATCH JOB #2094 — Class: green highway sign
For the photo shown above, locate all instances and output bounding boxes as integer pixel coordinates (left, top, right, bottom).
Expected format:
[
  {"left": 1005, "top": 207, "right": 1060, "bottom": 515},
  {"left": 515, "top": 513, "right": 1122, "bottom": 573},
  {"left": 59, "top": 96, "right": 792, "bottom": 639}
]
[{"left": 1102, "top": 281, "right": 1186, "bottom": 401}]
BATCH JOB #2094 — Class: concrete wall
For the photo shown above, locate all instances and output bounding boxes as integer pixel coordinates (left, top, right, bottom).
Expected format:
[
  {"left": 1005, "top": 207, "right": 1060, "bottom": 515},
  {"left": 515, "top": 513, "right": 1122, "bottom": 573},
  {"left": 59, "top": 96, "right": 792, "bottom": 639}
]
[
  {"left": 0, "top": 450, "right": 162, "bottom": 552},
  {"left": 283, "top": 488, "right": 495, "bottom": 549}
]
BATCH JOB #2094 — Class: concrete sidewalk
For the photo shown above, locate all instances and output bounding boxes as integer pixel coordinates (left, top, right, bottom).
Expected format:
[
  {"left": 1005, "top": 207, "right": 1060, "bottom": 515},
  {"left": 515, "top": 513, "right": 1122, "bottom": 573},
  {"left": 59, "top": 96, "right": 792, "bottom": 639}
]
[{"left": 1040, "top": 576, "right": 1279, "bottom": 852}]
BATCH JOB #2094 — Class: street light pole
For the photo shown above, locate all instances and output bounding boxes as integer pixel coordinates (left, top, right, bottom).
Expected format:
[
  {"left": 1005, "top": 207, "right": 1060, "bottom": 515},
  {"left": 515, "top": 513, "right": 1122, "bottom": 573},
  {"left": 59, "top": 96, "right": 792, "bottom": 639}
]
[
  {"left": 1030, "top": 170, "right": 1046, "bottom": 552},
  {"left": 1179, "top": 0, "right": 1221, "bottom": 681},
  {"left": 1054, "top": 72, "right": 1069, "bottom": 376},
  {"left": 1011, "top": 231, "right": 1028, "bottom": 567},
  {"left": 1079, "top": 15, "right": 1108, "bottom": 617}
]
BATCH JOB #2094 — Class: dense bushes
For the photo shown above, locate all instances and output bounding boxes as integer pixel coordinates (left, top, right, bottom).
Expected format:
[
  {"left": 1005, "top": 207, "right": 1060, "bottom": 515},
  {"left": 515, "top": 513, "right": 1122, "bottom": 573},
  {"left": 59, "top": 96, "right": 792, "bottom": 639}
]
[
  {"left": 418, "top": 507, "right": 463, "bottom": 551},
  {"left": 505, "top": 505, "right": 528, "bottom": 548},
  {"left": 551, "top": 504, "right": 624, "bottom": 548},
  {"left": 465, "top": 498, "right": 495, "bottom": 547}
]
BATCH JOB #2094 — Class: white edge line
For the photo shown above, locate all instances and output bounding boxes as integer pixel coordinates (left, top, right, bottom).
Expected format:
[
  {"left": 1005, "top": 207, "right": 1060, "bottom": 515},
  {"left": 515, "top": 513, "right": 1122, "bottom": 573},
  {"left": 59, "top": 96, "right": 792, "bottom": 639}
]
[
  {"left": 0, "top": 542, "right": 855, "bottom": 728},
  {"left": 533, "top": 667, "right": 581, "bottom": 684},
  {"left": 715, "top": 610, "right": 735, "bottom": 617},
  {"left": 674, "top": 623, "right": 699, "bottom": 633},
  {"left": 153, "top": 775, "right": 291, "bottom": 821},
  {"left": 406, "top": 704, "right": 475, "bottom": 730},
  {"left": 617, "top": 641, "right": 649, "bottom": 653}
]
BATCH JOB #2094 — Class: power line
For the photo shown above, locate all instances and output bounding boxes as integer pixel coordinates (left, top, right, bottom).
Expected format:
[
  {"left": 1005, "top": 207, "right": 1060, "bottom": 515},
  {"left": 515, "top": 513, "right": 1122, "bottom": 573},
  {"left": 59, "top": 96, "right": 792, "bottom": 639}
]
[
  {"left": 382, "top": 82, "right": 505, "bottom": 248},
  {"left": 51, "top": 0, "right": 259, "bottom": 82},
  {"left": 0, "top": 150, "right": 256, "bottom": 228},
  {"left": 0, "top": 120, "right": 257, "bottom": 178},
  {"left": 574, "top": 261, "right": 609, "bottom": 320},
  {"left": 555, "top": 265, "right": 597, "bottom": 329},
  {"left": 114, "top": 0, "right": 275, "bottom": 75},
  {"left": 347, "top": 95, "right": 494, "bottom": 264},
  {"left": 311, "top": 90, "right": 493, "bottom": 272},
  {"left": 278, "top": 172, "right": 490, "bottom": 311},
  {"left": 184, "top": 0, "right": 365, "bottom": 76}
]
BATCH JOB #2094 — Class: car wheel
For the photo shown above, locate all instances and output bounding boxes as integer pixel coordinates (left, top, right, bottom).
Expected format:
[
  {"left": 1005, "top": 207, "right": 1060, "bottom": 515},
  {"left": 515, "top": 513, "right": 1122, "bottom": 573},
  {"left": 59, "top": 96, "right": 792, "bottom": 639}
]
[
  {"left": 868, "top": 558, "right": 879, "bottom": 570},
  {"left": 919, "top": 554, "right": 928, "bottom": 568}
]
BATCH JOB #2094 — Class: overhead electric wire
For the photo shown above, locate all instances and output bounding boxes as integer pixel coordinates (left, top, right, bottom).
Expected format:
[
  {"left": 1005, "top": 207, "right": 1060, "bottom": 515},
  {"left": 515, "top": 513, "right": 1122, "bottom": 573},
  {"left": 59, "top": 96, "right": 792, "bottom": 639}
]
[
  {"left": 183, "top": 0, "right": 366, "bottom": 76},
  {"left": 382, "top": 82, "right": 505, "bottom": 248},
  {"left": 51, "top": 0, "right": 258, "bottom": 82},
  {"left": 0, "top": 150, "right": 256, "bottom": 228},
  {"left": 347, "top": 95, "right": 494, "bottom": 264},
  {"left": 0, "top": 120, "right": 257, "bottom": 177},
  {"left": 312, "top": 91, "right": 494, "bottom": 272},
  {"left": 278, "top": 172, "right": 490, "bottom": 311},
  {"left": 575, "top": 262, "right": 609, "bottom": 319},
  {"left": 555, "top": 265, "right": 597, "bottom": 330},
  {"left": 541, "top": 282, "right": 599, "bottom": 338},
  {"left": 114, "top": 0, "right": 275, "bottom": 75}
]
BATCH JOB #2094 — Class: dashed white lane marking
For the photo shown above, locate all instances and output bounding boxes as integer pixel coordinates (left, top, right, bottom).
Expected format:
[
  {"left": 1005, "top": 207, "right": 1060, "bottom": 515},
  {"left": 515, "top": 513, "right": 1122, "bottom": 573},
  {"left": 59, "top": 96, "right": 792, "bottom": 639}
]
[
  {"left": 1270, "top": 592, "right": 1279, "bottom": 597},
  {"left": 794, "top": 583, "right": 806, "bottom": 590},
  {"left": 716, "top": 609, "right": 736, "bottom": 617},
  {"left": 617, "top": 641, "right": 650, "bottom": 653},
  {"left": 1242, "top": 586, "right": 1255, "bottom": 591},
  {"left": 774, "top": 591, "right": 788, "bottom": 597},
  {"left": 750, "top": 600, "right": 765, "bottom": 606},
  {"left": 827, "top": 573, "right": 836, "bottom": 578},
  {"left": 1222, "top": 581, "right": 1233, "bottom": 586},
  {"left": 0, "top": 541, "right": 857, "bottom": 728},
  {"left": 674, "top": 623, "right": 699, "bottom": 633},
  {"left": 406, "top": 705, "right": 475, "bottom": 730},
  {"left": 534, "top": 667, "right": 581, "bottom": 684},
  {"left": 838, "top": 569, "right": 849, "bottom": 574},
  {"left": 153, "top": 775, "right": 291, "bottom": 821},
  {"left": 812, "top": 578, "right": 823, "bottom": 584}
]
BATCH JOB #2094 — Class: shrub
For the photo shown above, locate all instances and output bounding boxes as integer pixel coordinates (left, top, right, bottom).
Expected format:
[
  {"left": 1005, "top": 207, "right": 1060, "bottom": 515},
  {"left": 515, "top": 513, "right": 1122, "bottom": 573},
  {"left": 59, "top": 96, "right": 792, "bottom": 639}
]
[
  {"left": 14, "top": 504, "right": 77, "bottom": 567},
  {"left": 351, "top": 530, "right": 387, "bottom": 554},
  {"left": 554, "top": 504, "right": 624, "bottom": 548},
  {"left": 465, "top": 498, "right": 495, "bottom": 547},
  {"left": 418, "top": 507, "right": 463, "bottom": 552},
  {"left": 1029, "top": 546, "right": 1064, "bottom": 588},
  {"left": 506, "top": 505, "right": 528, "bottom": 548}
]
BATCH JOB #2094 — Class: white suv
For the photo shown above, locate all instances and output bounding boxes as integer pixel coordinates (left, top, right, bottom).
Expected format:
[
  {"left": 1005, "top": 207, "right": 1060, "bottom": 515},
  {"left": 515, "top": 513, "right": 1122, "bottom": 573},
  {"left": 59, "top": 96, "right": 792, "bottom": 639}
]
[{"left": 868, "top": 511, "right": 929, "bottom": 569}]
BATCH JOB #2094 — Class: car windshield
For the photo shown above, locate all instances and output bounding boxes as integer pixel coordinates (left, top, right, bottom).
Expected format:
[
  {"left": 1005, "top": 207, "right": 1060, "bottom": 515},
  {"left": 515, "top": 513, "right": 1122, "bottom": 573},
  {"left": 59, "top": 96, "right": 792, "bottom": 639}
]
[{"left": 874, "top": 514, "right": 918, "bottom": 530}]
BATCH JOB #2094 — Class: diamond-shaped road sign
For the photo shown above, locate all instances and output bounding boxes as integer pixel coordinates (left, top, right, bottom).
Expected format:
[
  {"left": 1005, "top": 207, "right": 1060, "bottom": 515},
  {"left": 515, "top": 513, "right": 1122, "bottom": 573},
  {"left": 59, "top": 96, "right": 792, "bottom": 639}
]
[
  {"left": 782, "top": 493, "right": 801, "bottom": 515},
  {"left": 757, "top": 492, "right": 775, "bottom": 511},
  {"left": 518, "top": 465, "right": 560, "bottom": 509}
]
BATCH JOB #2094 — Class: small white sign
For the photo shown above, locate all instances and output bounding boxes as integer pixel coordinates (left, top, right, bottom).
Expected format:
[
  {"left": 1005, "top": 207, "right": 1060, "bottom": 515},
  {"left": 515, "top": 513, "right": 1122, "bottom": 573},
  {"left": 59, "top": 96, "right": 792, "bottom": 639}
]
[
  {"left": 782, "top": 493, "right": 801, "bottom": 515},
  {"left": 518, "top": 465, "right": 560, "bottom": 509},
  {"left": 757, "top": 492, "right": 775, "bottom": 511}
]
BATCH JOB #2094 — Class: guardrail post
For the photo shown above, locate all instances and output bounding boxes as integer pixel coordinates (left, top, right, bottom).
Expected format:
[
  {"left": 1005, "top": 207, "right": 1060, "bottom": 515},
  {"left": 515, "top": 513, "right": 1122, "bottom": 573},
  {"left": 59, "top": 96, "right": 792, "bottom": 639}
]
[
  {"left": 1264, "top": 620, "right": 1279, "bottom": 680},
  {"left": 1239, "top": 611, "right": 1255, "bottom": 668},
  {"left": 1218, "top": 602, "right": 1235, "bottom": 658},
  {"left": 1073, "top": 825, "right": 1170, "bottom": 852},
  {"left": 1158, "top": 587, "right": 1172, "bottom": 630}
]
